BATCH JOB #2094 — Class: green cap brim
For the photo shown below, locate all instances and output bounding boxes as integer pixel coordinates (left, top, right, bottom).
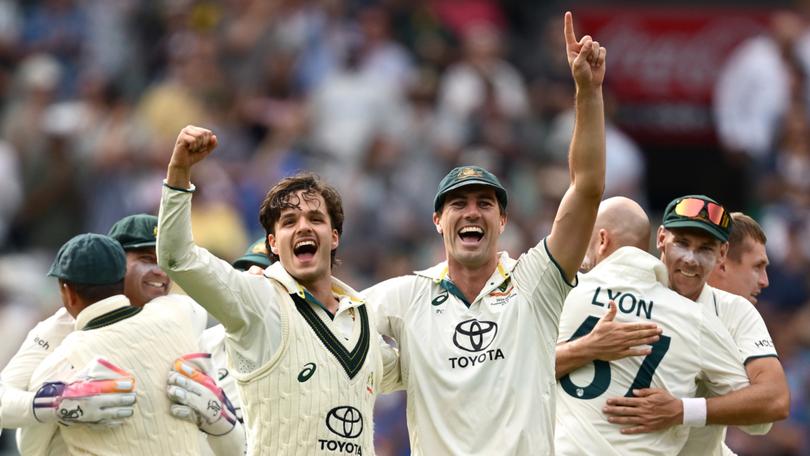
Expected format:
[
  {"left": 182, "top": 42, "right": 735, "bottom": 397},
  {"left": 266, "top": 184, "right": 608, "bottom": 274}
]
[
  {"left": 122, "top": 241, "right": 157, "bottom": 250},
  {"left": 663, "top": 219, "right": 729, "bottom": 242},
  {"left": 434, "top": 179, "right": 508, "bottom": 212},
  {"left": 233, "top": 254, "right": 272, "bottom": 271}
]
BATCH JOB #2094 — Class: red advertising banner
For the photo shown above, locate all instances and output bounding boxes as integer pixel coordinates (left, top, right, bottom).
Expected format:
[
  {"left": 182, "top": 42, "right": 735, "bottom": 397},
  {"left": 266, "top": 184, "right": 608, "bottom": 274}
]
[{"left": 576, "top": 8, "right": 769, "bottom": 145}]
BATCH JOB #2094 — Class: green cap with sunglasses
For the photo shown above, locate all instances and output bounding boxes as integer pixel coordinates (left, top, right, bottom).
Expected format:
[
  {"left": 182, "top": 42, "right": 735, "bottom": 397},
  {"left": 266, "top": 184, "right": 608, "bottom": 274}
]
[{"left": 662, "top": 195, "right": 733, "bottom": 242}]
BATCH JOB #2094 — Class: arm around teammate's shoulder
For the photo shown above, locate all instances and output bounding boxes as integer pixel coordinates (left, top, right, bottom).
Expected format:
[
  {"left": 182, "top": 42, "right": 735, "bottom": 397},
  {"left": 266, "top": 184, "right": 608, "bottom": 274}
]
[
  {"left": 362, "top": 275, "right": 418, "bottom": 341},
  {"left": 706, "top": 357, "right": 789, "bottom": 427},
  {"left": 698, "top": 310, "right": 789, "bottom": 426}
]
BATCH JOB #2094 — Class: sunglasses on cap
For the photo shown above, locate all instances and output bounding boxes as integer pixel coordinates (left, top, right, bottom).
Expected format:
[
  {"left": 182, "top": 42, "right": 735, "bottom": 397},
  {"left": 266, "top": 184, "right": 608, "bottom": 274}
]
[{"left": 673, "top": 198, "right": 730, "bottom": 228}]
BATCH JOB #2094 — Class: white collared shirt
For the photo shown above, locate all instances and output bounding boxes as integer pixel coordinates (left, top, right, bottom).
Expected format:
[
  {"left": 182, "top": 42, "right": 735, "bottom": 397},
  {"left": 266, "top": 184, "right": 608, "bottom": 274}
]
[
  {"left": 20, "top": 294, "right": 205, "bottom": 456},
  {"left": 364, "top": 238, "right": 572, "bottom": 455},
  {"left": 157, "top": 186, "right": 375, "bottom": 375},
  {"left": 678, "top": 285, "right": 778, "bottom": 456},
  {"left": 0, "top": 307, "right": 74, "bottom": 429},
  {"left": 159, "top": 185, "right": 402, "bottom": 456},
  {"left": 554, "top": 247, "right": 751, "bottom": 456}
]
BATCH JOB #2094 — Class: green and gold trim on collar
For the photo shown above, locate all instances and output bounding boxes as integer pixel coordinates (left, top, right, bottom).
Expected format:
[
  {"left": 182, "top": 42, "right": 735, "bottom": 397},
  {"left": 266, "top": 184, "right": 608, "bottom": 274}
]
[
  {"left": 291, "top": 293, "right": 370, "bottom": 379},
  {"left": 432, "top": 260, "right": 512, "bottom": 308},
  {"left": 83, "top": 306, "right": 142, "bottom": 331},
  {"left": 438, "top": 278, "right": 469, "bottom": 307}
]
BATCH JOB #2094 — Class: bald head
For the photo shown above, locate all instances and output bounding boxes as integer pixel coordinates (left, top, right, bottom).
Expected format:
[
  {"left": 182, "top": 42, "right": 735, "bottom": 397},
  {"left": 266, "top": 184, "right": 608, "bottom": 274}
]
[{"left": 581, "top": 197, "right": 650, "bottom": 271}]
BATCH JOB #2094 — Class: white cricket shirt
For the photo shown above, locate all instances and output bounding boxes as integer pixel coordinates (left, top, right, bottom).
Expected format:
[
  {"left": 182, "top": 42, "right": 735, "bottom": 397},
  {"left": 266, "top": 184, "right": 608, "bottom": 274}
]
[
  {"left": 0, "top": 307, "right": 73, "bottom": 429},
  {"left": 158, "top": 185, "right": 401, "bottom": 455},
  {"left": 678, "top": 284, "right": 779, "bottom": 456},
  {"left": 554, "top": 247, "right": 752, "bottom": 456},
  {"left": 364, "top": 239, "right": 572, "bottom": 455},
  {"left": 20, "top": 294, "right": 205, "bottom": 456}
]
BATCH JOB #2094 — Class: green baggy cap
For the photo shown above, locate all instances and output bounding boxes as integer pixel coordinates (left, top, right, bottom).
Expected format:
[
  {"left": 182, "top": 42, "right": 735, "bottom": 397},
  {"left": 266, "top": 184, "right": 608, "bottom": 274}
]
[
  {"left": 108, "top": 214, "right": 158, "bottom": 250},
  {"left": 433, "top": 165, "right": 508, "bottom": 212},
  {"left": 233, "top": 238, "right": 273, "bottom": 271},
  {"left": 48, "top": 233, "right": 126, "bottom": 285},
  {"left": 662, "top": 195, "right": 732, "bottom": 242}
]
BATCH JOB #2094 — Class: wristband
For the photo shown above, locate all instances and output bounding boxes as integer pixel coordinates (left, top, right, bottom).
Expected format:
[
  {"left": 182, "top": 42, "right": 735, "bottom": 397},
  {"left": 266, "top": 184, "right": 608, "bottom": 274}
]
[
  {"left": 162, "top": 180, "right": 196, "bottom": 193},
  {"left": 682, "top": 397, "right": 707, "bottom": 426}
]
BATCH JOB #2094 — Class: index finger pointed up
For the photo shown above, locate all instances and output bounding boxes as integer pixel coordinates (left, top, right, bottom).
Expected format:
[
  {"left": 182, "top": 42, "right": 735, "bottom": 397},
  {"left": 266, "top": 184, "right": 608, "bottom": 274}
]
[{"left": 564, "top": 11, "right": 578, "bottom": 48}]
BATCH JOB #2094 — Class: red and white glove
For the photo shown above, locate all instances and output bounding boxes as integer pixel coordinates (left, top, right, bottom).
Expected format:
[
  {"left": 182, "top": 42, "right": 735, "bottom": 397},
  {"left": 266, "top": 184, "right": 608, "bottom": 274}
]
[
  {"left": 167, "top": 353, "right": 239, "bottom": 436},
  {"left": 33, "top": 357, "right": 136, "bottom": 427}
]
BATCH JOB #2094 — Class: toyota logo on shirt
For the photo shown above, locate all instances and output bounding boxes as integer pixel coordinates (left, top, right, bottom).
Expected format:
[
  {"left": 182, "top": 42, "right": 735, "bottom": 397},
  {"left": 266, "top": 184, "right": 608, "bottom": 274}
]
[
  {"left": 453, "top": 319, "right": 498, "bottom": 352},
  {"left": 326, "top": 406, "right": 364, "bottom": 439}
]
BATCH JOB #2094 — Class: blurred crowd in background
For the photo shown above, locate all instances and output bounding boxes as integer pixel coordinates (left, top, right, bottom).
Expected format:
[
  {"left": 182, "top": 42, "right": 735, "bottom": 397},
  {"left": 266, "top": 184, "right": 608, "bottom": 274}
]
[{"left": 0, "top": 0, "right": 809, "bottom": 454}]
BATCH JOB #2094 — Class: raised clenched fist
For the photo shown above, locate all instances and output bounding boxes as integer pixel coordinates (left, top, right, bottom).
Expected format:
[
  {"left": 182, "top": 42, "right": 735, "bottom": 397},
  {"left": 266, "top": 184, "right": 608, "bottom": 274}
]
[{"left": 169, "top": 125, "right": 218, "bottom": 170}]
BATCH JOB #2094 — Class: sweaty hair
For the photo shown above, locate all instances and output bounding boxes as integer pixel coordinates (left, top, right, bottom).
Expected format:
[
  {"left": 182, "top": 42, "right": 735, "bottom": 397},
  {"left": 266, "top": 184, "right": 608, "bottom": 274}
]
[
  {"left": 258, "top": 172, "right": 344, "bottom": 265},
  {"left": 62, "top": 279, "right": 125, "bottom": 304},
  {"left": 726, "top": 212, "right": 767, "bottom": 263}
]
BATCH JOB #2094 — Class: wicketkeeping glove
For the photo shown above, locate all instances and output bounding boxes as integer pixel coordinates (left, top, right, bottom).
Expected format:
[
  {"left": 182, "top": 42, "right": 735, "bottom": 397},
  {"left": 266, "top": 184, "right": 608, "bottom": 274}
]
[
  {"left": 33, "top": 357, "right": 136, "bottom": 427},
  {"left": 167, "top": 353, "right": 239, "bottom": 436}
]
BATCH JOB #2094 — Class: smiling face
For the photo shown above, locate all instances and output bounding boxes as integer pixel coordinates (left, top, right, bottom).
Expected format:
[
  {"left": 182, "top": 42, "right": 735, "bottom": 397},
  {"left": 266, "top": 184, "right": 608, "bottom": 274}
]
[
  {"left": 657, "top": 226, "right": 727, "bottom": 301},
  {"left": 433, "top": 185, "right": 506, "bottom": 270},
  {"left": 124, "top": 247, "right": 170, "bottom": 307},
  {"left": 268, "top": 189, "right": 338, "bottom": 286},
  {"left": 710, "top": 238, "right": 770, "bottom": 304}
]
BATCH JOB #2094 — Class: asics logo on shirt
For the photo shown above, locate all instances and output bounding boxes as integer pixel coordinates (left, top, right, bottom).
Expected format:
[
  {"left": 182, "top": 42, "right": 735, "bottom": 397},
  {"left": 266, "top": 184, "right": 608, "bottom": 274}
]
[
  {"left": 432, "top": 292, "right": 449, "bottom": 306},
  {"left": 217, "top": 368, "right": 228, "bottom": 382},
  {"left": 298, "top": 362, "right": 317, "bottom": 382}
]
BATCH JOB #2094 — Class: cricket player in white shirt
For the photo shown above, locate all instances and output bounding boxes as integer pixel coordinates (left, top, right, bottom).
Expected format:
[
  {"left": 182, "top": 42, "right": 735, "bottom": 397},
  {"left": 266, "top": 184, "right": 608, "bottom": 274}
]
[
  {"left": 158, "top": 126, "right": 402, "bottom": 455},
  {"left": 553, "top": 197, "right": 757, "bottom": 455},
  {"left": 707, "top": 212, "right": 770, "bottom": 306},
  {"left": 19, "top": 233, "right": 205, "bottom": 455},
  {"left": 601, "top": 197, "right": 789, "bottom": 455},
  {"left": 180, "top": 237, "right": 273, "bottom": 454},
  {"left": 362, "top": 12, "right": 606, "bottom": 455},
  {"left": 1, "top": 214, "right": 244, "bottom": 455}
]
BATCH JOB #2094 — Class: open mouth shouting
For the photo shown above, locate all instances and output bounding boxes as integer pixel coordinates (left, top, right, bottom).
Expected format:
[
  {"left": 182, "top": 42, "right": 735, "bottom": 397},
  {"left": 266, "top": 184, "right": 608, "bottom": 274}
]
[
  {"left": 293, "top": 239, "right": 318, "bottom": 262},
  {"left": 458, "top": 225, "right": 485, "bottom": 247}
]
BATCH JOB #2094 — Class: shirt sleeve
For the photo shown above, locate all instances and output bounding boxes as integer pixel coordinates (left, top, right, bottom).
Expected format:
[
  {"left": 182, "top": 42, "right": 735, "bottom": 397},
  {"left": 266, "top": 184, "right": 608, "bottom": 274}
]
[
  {"left": 377, "top": 336, "right": 403, "bottom": 394},
  {"left": 720, "top": 296, "right": 777, "bottom": 363},
  {"left": 0, "top": 307, "right": 74, "bottom": 389},
  {"left": 512, "top": 238, "right": 575, "bottom": 329},
  {"left": 696, "top": 308, "right": 751, "bottom": 397},
  {"left": 17, "top": 423, "right": 59, "bottom": 456},
  {"left": 0, "top": 384, "right": 36, "bottom": 428},
  {"left": 362, "top": 276, "right": 412, "bottom": 342},
  {"left": 17, "top": 345, "right": 75, "bottom": 456},
  {"left": 157, "top": 185, "right": 283, "bottom": 365},
  {"left": 363, "top": 278, "right": 408, "bottom": 392}
]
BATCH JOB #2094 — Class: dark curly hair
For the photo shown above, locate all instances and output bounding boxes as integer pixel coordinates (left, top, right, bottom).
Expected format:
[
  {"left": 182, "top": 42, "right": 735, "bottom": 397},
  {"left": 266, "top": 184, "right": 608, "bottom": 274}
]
[{"left": 258, "top": 172, "right": 344, "bottom": 266}]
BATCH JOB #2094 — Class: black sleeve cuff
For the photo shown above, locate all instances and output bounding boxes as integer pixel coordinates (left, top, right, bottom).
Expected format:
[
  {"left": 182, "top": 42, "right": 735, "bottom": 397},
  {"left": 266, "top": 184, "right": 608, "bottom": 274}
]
[{"left": 163, "top": 180, "right": 196, "bottom": 193}]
